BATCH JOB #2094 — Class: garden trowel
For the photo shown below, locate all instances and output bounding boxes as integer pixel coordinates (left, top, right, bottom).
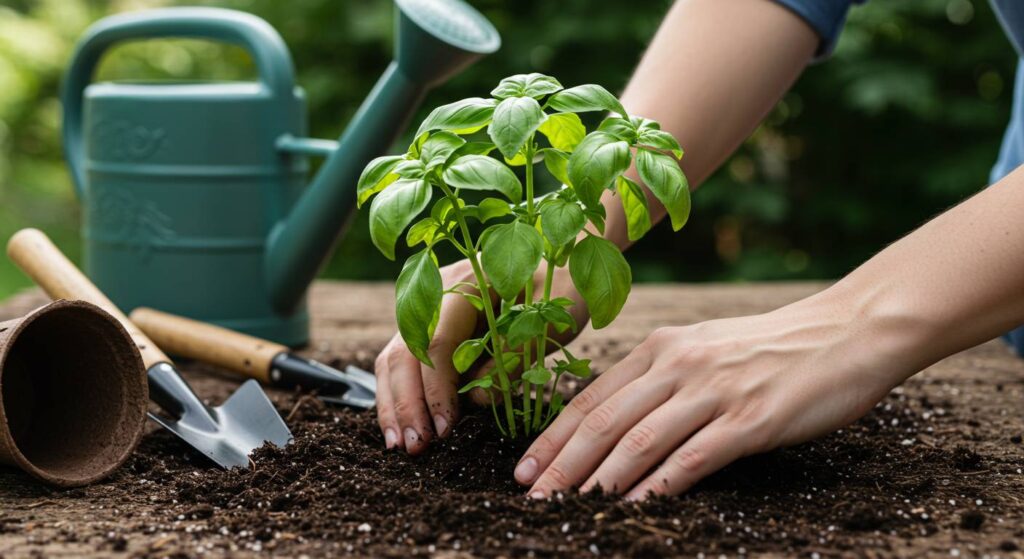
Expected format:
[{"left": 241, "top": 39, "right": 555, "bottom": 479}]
[
  {"left": 6, "top": 229, "right": 292, "bottom": 469},
  {"left": 129, "top": 307, "right": 376, "bottom": 409}
]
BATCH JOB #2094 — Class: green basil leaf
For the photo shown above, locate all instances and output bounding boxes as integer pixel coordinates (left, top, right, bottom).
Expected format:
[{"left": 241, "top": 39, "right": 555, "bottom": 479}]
[
  {"left": 631, "top": 115, "right": 660, "bottom": 131},
  {"left": 506, "top": 308, "right": 546, "bottom": 348},
  {"left": 369, "top": 178, "right": 431, "bottom": 260},
  {"left": 406, "top": 217, "right": 439, "bottom": 247},
  {"left": 394, "top": 159, "right": 426, "bottom": 179},
  {"left": 568, "top": 132, "right": 631, "bottom": 209},
  {"left": 478, "top": 197, "right": 513, "bottom": 222},
  {"left": 523, "top": 73, "right": 564, "bottom": 98},
  {"left": 453, "top": 338, "right": 486, "bottom": 373},
  {"left": 597, "top": 116, "right": 638, "bottom": 144},
  {"left": 522, "top": 366, "right": 553, "bottom": 385},
  {"left": 498, "top": 353, "right": 522, "bottom": 374},
  {"left": 636, "top": 148, "right": 691, "bottom": 230},
  {"left": 454, "top": 141, "right": 497, "bottom": 157},
  {"left": 416, "top": 97, "right": 497, "bottom": 137},
  {"left": 550, "top": 296, "right": 575, "bottom": 308},
  {"left": 492, "top": 73, "right": 564, "bottom": 99},
  {"left": 443, "top": 155, "right": 523, "bottom": 203},
  {"left": 539, "top": 198, "right": 585, "bottom": 247},
  {"left": 537, "top": 112, "right": 586, "bottom": 152},
  {"left": 458, "top": 375, "right": 494, "bottom": 394},
  {"left": 420, "top": 131, "right": 466, "bottom": 168},
  {"left": 539, "top": 302, "right": 576, "bottom": 332},
  {"left": 488, "top": 96, "right": 547, "bottom": 160},
  {"left": 357, "top": 155, "right": 403, "bottom": 208},
  {"left": 546, "top": 84, "right": 627, "bottom": 117},
  {"left": 395, "top": 249, "right": 443, "bottom": 366},
  {"left": 459, "top": 291, "right": 485, "bottom": 311},
  {"left": 560, "top": 358, "right": 592, "bottom": 379},
  {"left": 637, "top": 128, "right": 683, "bottom": 159},
  {"left": 541, "top": 148, "right": 571, "bottom": 186},
  {"left": 615, "top": 175, "right": 652, "bottom": 241},
  {"left": 569, "top": 235, "right": 631, "bottom": 329},
  {"left": 481, "top": 221, "right": 544, "bottom": 301},
  {"left": 584, "top": 206, "right": 606, "bottom": 235}
]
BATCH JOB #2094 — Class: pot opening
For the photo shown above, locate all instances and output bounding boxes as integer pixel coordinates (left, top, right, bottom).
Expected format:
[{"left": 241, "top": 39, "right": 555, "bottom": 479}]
[{"left": 1, "top": 304, "right": 144, "bottom": 483}]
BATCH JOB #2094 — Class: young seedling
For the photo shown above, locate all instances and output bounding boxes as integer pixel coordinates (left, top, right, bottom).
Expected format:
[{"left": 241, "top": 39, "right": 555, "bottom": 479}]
[{"left": 357, "top": 73, "right": 689, "bottom": 438}]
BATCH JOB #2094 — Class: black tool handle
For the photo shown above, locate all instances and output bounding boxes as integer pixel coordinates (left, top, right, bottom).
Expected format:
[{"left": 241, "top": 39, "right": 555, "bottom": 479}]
[{"left": 147, "top": 362, "right": 208, "bottom": 420}]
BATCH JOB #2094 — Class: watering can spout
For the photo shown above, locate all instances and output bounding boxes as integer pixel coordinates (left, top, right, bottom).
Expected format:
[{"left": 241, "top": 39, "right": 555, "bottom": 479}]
[{"left": 266, "top": 0, "right": 500, "bottom": 314}]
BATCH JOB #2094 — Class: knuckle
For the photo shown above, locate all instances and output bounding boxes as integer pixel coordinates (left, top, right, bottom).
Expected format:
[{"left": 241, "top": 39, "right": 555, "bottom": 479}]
[
  {"left": 569, "top": 388, "right": 600, "bottom": 415},
  {"left": 543, "top": 463, "right": 572, "bottom": 487},
  {"left": 422, "top": 381, "right": 449, "bottom": 404},
  {"left": 581, "top": 403, "right": 617, "bottom": 437},
  {"left": 428, "top": 334, "right": 456, "bottom": 355},
  {"left": 621, "top": 424, "right": 658, "bottom": 457},
  {"left": 393, "top": 396, "right": 425, "bottom": 419},
  {"left": 669, "top": 344, "right": 710, "bottom": 368},
  {"left": 530, "top": 432, "right": 558, "bottom": 456},
  {"left": 670, "top": 446, "right": 705, "bottom": 474}
]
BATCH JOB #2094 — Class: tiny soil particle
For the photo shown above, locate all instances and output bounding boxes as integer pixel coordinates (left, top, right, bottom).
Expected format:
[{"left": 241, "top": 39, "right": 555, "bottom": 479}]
[{"left": 960, "top": 510, "right": 985, "bottom": 531}]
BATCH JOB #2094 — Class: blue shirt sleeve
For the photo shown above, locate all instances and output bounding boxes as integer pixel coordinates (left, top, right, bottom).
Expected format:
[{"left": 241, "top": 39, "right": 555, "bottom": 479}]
[{"left": 772, "top": 0, "right": 866, "bottom": 59}]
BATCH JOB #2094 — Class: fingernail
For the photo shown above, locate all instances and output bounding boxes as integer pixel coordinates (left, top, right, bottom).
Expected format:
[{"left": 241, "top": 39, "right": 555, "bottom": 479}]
[
  {"left": 514, "top": 457, "right": 538, "bottom": 484},
  {"left": 528, "top": 490, "right": 546, "bottom": 500},
  {"left": 404, "top": 427, "right": 420, "bottom": 449},
  {"left": 384, "top": 428, "right": 398, "bottom": 449},
  {"left": 433, "top": 415, "right": 449, "bottom": 438}
]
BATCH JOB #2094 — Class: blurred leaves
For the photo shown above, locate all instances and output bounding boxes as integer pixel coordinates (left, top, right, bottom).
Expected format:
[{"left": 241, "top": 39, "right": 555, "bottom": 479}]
[{"left": 0, "top": 0, "right": 1016, "bottom": 297}]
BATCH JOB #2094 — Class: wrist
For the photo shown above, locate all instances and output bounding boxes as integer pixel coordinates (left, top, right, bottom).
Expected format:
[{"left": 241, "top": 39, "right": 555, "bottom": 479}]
[{"left": 793, "top": 279, "right": 940, "bottom": 384}]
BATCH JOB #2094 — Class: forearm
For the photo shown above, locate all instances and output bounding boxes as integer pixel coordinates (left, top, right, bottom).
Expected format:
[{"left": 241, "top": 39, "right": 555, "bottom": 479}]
[
  {"left": 604, "top": 0, "right": 818, "bottom": 249},
  {"left": 810, "top": 165, "right": 1024, "bottom": 378}
]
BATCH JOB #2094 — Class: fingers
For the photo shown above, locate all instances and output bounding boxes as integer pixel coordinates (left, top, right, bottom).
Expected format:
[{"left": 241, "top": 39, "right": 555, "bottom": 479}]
[
  {"left": 373, "top": 339, "right": 401, "bottom": 450},
  {"left": 421, "top": 293, "right": 477, "bottom": 438},
  {"left": 514, "top": 345, "right": 654, "bottom": 487},
  {"left": 388, "top": 345, "right": 434, "bottom": 455},
  {"left": 580, "top": 392, "right": 717, "bottom": 494},
  {"left": 526, "top": 376, "right": 673, "bottom": 496},
  {"left": 624, "top": 418, "right": 747, "bottom": 500}
]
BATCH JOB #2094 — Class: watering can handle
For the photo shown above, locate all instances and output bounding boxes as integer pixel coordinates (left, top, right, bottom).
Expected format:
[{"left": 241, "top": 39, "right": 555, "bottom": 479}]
[{"left": 61, "top": 7, "right": 298, "bottom": 198}]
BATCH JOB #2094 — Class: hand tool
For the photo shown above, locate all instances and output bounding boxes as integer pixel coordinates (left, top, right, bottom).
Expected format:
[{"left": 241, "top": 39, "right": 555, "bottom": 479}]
[
  {"left": 130, "top": 307, "right": 376, "bottom": 409},
  {"left": 7, "top": 229, "right": 292, "bottom": 469}
]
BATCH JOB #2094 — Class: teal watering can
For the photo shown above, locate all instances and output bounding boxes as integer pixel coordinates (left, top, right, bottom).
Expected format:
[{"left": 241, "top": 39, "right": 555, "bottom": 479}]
[{"left": 61, "top": 1, "right": 500, "bottom": 346}]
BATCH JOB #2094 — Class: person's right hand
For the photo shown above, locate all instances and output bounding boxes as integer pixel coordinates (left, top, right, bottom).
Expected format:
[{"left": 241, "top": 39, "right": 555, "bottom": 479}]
[{"left": 374, "top": 258, "right": 587, "bottom": 454}]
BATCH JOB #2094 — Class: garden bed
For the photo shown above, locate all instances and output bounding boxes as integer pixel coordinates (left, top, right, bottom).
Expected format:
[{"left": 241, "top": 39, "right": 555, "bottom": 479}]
[{"left": 0, "top": 282, "right": 1022, "bottom": 557}]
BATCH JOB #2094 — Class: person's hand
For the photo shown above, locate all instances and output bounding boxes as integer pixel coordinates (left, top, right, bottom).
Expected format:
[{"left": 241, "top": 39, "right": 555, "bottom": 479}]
[
  {"left": 513, "top": 292, "right": 924, "bottom": 499},
  {"left": 375, "top": 258, "right": 587, "bottom": 455}
]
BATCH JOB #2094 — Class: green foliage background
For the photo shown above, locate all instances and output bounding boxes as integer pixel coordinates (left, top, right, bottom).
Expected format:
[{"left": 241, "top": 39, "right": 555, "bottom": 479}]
[{"left": 0, "top": 0, "right": 1015, "bottom": 298}]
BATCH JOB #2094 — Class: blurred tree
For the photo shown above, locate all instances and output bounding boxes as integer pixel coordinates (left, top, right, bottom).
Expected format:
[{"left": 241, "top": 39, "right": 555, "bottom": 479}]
[{"left": 0, "top": 0, "right": 1016, "bottom": 298}]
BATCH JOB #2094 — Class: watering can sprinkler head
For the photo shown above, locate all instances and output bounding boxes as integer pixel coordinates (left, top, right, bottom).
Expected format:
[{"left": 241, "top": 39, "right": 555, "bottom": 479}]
[{"left": 393, "top": 0, "right": 501, "bottom": 85}]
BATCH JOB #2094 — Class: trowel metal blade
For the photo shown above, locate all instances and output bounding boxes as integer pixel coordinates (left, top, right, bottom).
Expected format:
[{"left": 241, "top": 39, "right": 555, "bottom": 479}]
[{"left": 149, "top": 379, "right": 293, "bottom": 469}]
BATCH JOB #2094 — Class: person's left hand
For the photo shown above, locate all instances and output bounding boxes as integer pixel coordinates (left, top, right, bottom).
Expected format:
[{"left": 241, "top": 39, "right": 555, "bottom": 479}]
[{"left": 512, "top": 292, "right": 923, "bottom": 499}]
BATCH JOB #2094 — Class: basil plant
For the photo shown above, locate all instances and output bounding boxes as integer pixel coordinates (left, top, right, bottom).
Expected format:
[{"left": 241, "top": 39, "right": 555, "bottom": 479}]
[{"left": 357, "top": 73, "right": 689, "bottom": 438}]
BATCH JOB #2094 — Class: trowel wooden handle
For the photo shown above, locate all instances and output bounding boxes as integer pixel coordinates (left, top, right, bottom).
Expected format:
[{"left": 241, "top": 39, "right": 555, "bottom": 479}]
[
  {"left": 6, "top": 228, "right": 171, "bottom": 369},
  {"left": 130, "top": 308, "right": 287, "bottom": 384}
]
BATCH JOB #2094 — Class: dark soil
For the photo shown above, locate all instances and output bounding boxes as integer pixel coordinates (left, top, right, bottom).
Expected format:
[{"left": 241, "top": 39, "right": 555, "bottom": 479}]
[
  {"left": 1, "top": 284, "right": 1022, "bottom": 557},
  {"left": 81, "top": 375, "right": 1021, "bottom": 558}
]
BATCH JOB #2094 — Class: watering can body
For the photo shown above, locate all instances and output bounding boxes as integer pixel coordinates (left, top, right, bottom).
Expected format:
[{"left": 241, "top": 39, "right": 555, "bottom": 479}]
[
  {"left": 63, "top": 3, "right": 500, "bottom": 346},
  {"left": 79, "top": 82, "right": 310, "bottom": 344}
]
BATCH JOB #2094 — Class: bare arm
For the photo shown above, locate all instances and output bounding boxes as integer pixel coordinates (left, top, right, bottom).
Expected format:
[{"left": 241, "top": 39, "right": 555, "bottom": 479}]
[{"left": 604, "top": 0, "right": 819, "bottom": 249}]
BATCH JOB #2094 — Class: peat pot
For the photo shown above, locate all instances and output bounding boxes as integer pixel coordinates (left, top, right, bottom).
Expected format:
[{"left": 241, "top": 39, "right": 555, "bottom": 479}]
[{"left": 0, "top": 299, "right": 147, "bottom": 486}]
